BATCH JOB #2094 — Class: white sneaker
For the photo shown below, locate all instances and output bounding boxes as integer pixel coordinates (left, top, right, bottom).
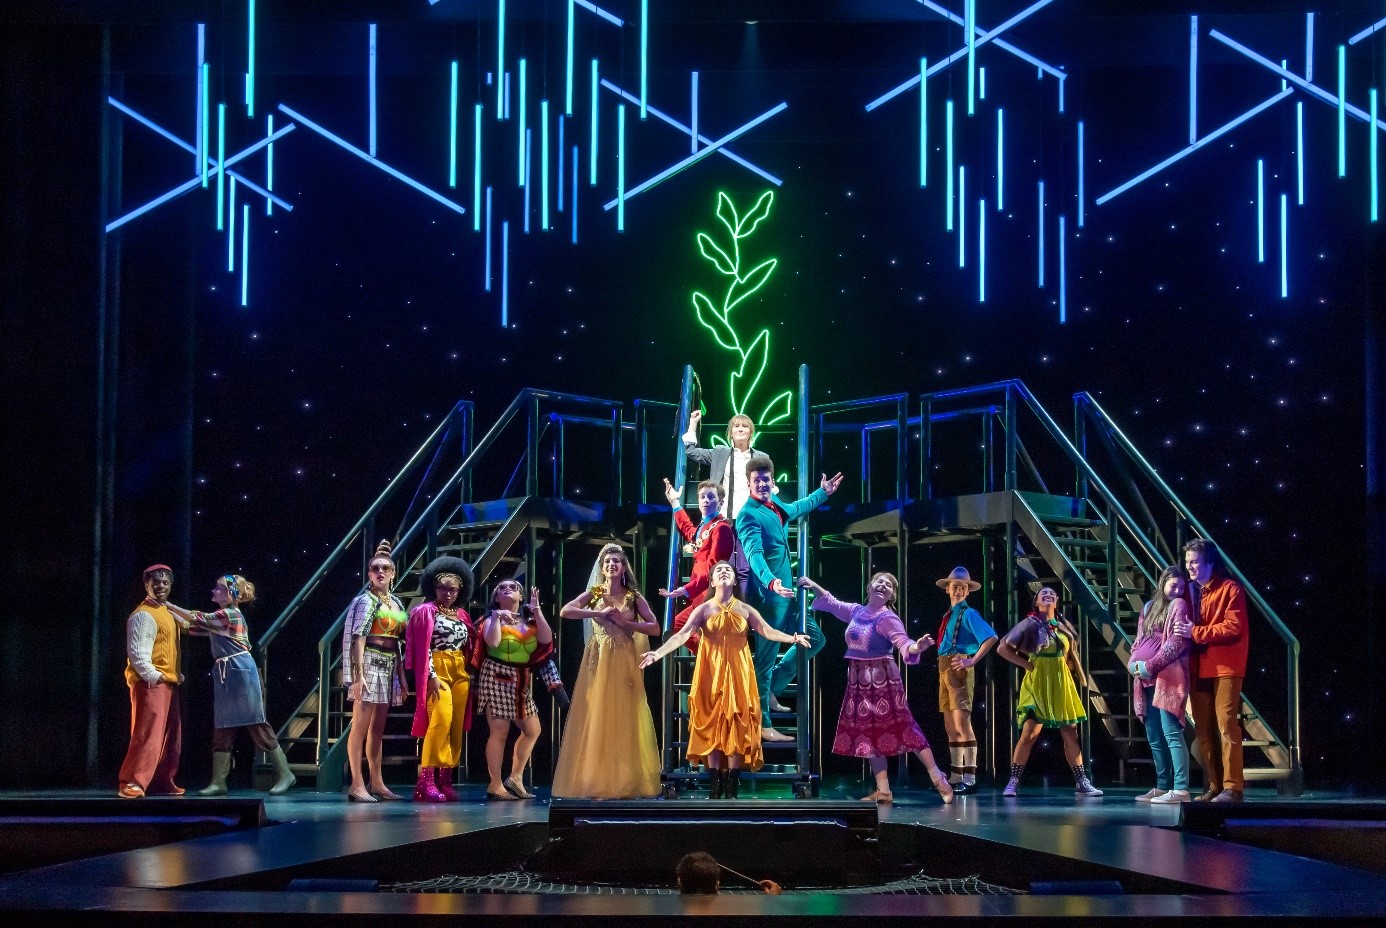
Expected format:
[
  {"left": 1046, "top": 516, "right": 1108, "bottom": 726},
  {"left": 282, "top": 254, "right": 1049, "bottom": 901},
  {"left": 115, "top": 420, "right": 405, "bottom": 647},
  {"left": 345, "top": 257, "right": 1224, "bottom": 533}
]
[
  {"left": 1135, "top": 788, "right": 1168, "bottom": 802},
  {"left": 1150, "top": 788, "right": 1191, "bottom": 804},
  {"left": 1002, "top": 778, "right": 1020, "bottom": 797}
]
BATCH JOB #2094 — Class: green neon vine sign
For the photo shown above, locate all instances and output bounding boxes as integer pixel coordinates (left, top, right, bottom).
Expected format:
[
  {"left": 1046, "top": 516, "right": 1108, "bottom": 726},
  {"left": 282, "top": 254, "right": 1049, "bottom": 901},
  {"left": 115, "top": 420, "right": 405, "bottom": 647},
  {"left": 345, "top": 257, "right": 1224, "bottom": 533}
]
[{"left": 691, "top": 190, "right": 793, "bottom": 428}]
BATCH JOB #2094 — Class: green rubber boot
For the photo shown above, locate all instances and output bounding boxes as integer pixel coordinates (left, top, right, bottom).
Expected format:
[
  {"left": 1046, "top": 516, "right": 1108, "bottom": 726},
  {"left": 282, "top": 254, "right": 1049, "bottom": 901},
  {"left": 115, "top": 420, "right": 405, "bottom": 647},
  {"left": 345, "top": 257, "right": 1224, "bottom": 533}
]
[
  {"left": 267, "top": 747, "right": 297, "bottom": 796},
  {"left": 199, "top": 752, "right": 232, "bottom": 796}
]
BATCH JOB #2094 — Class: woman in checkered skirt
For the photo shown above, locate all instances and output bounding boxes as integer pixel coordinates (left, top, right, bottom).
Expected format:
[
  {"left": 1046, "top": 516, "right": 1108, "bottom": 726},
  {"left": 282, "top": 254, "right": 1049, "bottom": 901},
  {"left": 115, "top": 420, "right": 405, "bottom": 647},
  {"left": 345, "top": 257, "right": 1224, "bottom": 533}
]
[{"left": 475, "top": 580, "right": 560, "bottom": 800}]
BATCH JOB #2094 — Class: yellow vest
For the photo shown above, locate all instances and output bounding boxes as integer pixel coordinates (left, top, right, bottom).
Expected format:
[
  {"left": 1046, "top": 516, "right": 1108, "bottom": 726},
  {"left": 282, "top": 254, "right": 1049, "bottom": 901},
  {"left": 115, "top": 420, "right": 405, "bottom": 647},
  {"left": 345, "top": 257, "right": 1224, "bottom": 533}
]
[{"left": 125, "top": 602, "right": 181, "bottom": 687}]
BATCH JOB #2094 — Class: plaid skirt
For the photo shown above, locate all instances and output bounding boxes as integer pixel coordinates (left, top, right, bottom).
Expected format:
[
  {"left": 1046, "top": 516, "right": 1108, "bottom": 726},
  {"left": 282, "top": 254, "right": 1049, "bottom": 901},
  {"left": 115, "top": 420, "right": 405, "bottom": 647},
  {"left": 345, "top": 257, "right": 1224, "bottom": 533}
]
[
  {"left": 354, "top": 647, "right": 406, "bottom": 706},
  {"left": 832, "top": 657, "right": 931, "bottom": 758},
  {"left": 476, "top": 657, "right": 539, "bottom": 721}
]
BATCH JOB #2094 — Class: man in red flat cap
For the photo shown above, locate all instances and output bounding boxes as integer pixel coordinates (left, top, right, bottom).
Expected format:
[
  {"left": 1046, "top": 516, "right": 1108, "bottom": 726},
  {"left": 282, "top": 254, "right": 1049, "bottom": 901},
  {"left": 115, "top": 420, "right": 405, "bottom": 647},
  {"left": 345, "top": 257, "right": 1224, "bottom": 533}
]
[{"left": 117, "top": 564, "right": 186, "bottom": 798}]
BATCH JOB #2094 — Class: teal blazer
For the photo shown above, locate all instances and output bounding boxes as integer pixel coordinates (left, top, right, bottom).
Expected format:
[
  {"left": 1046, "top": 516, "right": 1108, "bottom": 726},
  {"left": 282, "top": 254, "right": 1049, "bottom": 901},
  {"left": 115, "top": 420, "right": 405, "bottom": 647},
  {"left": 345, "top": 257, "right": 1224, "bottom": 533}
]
[{"left": 735, "top": 488, "right": 829, "bottom": 596}]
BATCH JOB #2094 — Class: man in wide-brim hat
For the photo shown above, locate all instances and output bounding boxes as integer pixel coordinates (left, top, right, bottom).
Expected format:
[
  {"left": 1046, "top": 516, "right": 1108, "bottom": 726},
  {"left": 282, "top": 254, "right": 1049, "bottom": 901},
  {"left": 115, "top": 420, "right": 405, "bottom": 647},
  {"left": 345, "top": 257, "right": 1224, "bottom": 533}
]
[{"left": 933, "top": 566, "right": 997, "bottom": 795}]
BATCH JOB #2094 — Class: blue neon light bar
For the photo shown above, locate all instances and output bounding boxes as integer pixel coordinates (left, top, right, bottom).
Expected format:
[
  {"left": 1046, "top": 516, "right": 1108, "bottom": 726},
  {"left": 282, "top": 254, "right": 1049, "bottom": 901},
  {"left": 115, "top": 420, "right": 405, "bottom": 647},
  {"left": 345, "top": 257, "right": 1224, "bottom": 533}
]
[
  {"left": 575, "top": 0, "right": 623, "bottom": 26},
  {"left": 958, "top": 165, "right": 966, "bottom": 267},
  {"left": 980, "top": 66, "right": 986, "bottom": 101},
  {"left": 449, "top": 61, "right": 459, "bottom": 188},
  {"left": 474, "top": 104, "right": 483, "bottom": 231},
  {"left": 692, "top": 71, "right": 699, "bottom": 154},
  {"left": 501, "top": 220, "right": 509, "bottom": 326},
  {"left": 640, "top": 0, "right": 648, "bottom": 120},
  {"left": 228, "top": 176, "right": 237, "bottom": 271},
  {"left": 542, "top": 101, "right": 550, "bottom": 229},
  {"left": 966, "top": 0, "right": 976, "bottom": 116},
  {"left": 601, "top": 102, "right": 788, "bottom": 210},
  {"left": 266, "top": 115, "right": 274, "bottom": 215},
  {"left": 1095, "top": 89, "right": 1291, "bottom": 205},
  {"left": 617, "top": 103, "right": 625, "bottom": 230},
  {"left": 241, "top": 203, "right": 250, "bottom": 306},
  {"left": 1077, "top": 121, "right": 1085, "bottom": 228},
  {"left": 1038, "top": 180, "right": 1045, "bottom": 288},
  {"left": 566, "top": 0, "right": 575, "bottom": 115},
  {"left": 558, "top": 115, "right": 565, "bottom": 211},
  {"left": 497, "top": 0, "right": 506, "bottom": 117},
  {"left": 920, "top": 59, "right": 928, "bottom": 187},
  {"left": 1306, "top": 12, "right": 1315, "bottom": 79},
  {"left": 1209, "top": 30, "right": 1384, "bottom": 130},
  {"left": 1349, "top": 15, "right": 1386, "bottom": 45},
  {"left": 524, "top": 128, "right": 532, "bottom": 233},
  {"left": 572, "top": 145, "right": 579, "bottom": 243},
  {"left": 369, "top": 24, "right": 377, "bottom": 158},
  {"left": 1257, "top": 159, "right": 1265, "bottom": 263},
  {"left": 1280, "top": 193, "right": 1288, "bottom": 297},
  {"left": 996, "top": 108, "right": 1003, "bottom": 210},
  {"left": 1373, "top": 88, "right": 1380, "bottom": 222},
  {"left": 201, "top": 61, "right": 210, "bottom": 187},
  {"left": 600, "top": 78, "right": 781, "bottom": 185},
  {"left": 217, "top": 103, "right": 226, "bottom": 230},
  {"left": 196, "top": 24, "right": 205, "bottom": 175},
  {"left": 519, "top": 58, "right": 527, "bottom": 186},
  {"left": 485, "top": 185, "right": 493, "bottom": 290},
  {"left": 278, "top": 105, "right": 465, "bottom": 214},
  {"left": 1059, "top": 214, "right": 1067, "bottom": 323},
  {"left": 945, "top": 99, "right": 954, "bottom": 231},
  {"left": 246, "top": 0, "right": 256, "bottom": 117},
  {"left": 1189, "top": 16, "right": 1198, "bottom": 143},
  {"left": 591, "top": 59, "right": 599, "bottom": 185},
  {"left": 978, "top": 198, "right": 986, "bottom": 301},
  {"left": 1297, "top": 102, "right": 1305, "bottom": 205}
]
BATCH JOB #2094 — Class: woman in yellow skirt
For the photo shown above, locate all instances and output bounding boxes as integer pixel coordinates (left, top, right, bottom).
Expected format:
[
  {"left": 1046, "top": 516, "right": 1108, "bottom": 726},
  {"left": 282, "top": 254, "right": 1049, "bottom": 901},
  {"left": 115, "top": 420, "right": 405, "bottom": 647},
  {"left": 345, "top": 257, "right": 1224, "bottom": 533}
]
[
  {"left": 996, "top": 587, "right": 1103, "bottom": 797},
  {"left": 640, "top": 561, "right": 810, "bottom": 798},
  {"left": 552, "top": 543, "right": 663, "bottom": 798}
]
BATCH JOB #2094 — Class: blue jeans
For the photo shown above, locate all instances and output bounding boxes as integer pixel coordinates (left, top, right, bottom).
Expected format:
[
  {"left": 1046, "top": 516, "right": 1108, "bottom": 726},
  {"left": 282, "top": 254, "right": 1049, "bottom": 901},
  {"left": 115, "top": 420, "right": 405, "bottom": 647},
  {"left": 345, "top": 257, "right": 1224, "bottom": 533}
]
[{"left": 1142, "top": 686, "right": 1188, "bottom": 790}]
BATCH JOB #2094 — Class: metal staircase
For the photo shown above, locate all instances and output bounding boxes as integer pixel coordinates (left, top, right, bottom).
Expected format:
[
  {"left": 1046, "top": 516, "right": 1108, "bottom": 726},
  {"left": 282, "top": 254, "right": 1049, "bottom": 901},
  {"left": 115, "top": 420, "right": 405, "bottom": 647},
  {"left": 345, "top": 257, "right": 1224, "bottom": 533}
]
[{"left": 256, "top": 374, "right": 1301, "bottom": 795}]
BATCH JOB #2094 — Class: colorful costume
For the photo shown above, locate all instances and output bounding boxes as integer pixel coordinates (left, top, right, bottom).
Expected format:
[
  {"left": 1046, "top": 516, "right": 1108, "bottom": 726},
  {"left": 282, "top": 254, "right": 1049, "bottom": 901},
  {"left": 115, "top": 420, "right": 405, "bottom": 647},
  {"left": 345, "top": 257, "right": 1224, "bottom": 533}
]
[
  {"left": 811, "top": 591, "right": 932, "bottom": 759},
  {"left": 1131, "top": 597, "right": 1192, "bottom": 793},
  {"left": 407, "top": 602, "right": 475, "bottom": 768},
  {"left": 682, "top": 438, "right": 763, "bottom": 520},
  {"left": 669, "top": 508, "right": 736, "bottom": 653},
  {"left": 737, "top": 488, "right": 829, "bottom": 725},
  {"left": 342, "top": 592, "right": 408, "bottom": 706},
  {"left": 186, "top": 607, "right": 277, "bottom": 752},
  {"left": 474, "top": 614, "right": 560, "bottom": 720},
  {"left": 1189, "top": 574, "right": 1250, "bottom": 797},
  {"left": 118, "top": 598, "right": 183, "bottom": 796},
  {"left": 685, "top": 601, "right": 764, "bottom": 772},
  {"left": 1005, "top": 614, "right": 1087, "bottom": 728},
  {"left": 550, "top": 589, "right": 662, "bottom": 798}
]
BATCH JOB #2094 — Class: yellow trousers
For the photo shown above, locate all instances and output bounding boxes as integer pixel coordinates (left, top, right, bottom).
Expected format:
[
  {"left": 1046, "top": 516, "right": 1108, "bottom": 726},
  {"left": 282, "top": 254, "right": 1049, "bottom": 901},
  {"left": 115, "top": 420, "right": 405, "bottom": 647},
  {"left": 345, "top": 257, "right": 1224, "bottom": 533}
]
[{"left": 421, "top": 650, "right": 470, "bottom": 768}]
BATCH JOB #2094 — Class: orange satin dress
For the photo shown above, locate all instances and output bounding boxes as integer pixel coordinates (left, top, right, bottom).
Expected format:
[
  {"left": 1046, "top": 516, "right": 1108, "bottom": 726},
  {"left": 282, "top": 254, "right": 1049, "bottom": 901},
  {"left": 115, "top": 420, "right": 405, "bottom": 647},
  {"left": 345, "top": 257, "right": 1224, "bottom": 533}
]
[{"left": 686, "top": 601, "right": 764, "bottom": 771}]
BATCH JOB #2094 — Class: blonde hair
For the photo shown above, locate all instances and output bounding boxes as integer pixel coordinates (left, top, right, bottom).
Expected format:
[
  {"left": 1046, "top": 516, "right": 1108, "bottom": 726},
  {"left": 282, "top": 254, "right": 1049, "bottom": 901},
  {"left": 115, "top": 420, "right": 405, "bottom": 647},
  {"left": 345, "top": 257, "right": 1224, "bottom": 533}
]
[
  {"left": 725, "top": 414, "right": 755, "bottom": 446},
  {"left": 219, "top": 574, "right": 257, "bottom": 605}
]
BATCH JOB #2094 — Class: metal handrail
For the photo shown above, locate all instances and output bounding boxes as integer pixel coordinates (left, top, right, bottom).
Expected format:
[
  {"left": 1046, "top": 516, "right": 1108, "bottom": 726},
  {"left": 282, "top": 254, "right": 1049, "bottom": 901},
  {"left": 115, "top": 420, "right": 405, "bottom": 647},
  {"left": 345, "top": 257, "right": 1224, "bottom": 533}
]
[
  {"left": 258, "top": 399, "right": 473, "bottom": 653},
  {"left": 1074, "top": 391, "right": 1301, "bottom": 769}
]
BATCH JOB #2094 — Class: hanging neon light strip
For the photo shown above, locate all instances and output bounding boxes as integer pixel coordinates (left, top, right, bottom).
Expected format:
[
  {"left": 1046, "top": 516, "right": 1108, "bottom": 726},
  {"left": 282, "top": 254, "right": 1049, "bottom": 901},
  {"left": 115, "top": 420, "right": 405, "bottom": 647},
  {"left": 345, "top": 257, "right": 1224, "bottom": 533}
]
[
  {"left": 196, "top": 24, "right": 205, "bottom": 176},
  {"left": 1095, "top": 89, "right": 1291, "bottom": 205},
  {"left": 574, "top": 1, "right": 623, "bottom": 28},
  {"left": 600, "top": 79, "right": 781, "bottom": 184},
  {"left": 566, "top": 0, "right": 575, "bottom": 115},
  {"left": 501, "top": 220, "right": 509, "bottom": 326},
  {"left": 474, "top": 103, "right": 483, "bottom": 231},
  {"left": 1038, "top": 181, "right": 1045, "bottom": 288},
  {"left": 266, "top": 115, "right": 274, "bottom": 215},
  {"left": 497, "top": 0, "right": 505, "bottom": 118},
  {"left": 590, "top": 59, "right": 599, "bottom": 186},
  {"left": 241, "top": 204, "right": 250, "bottom": 306},
  {"left": 691, "top": 71, "right": 699, "bottom": 154},
  {"left": 278, "top": 105, "right": 465, "bottom": 214},
  {"left": 201, "top": 62, "right": 210, "bottom": 187},
  {"left": 640, "top": 0, "right": 648, "bottom": 120},
  {"left": 1077, "top": 121, "right": 1085, "bottom": 228},
  {"left": 558, "top": 115, "right": 565, "bottom": 211},
  {"left": 369, "top": 24, "right": 377, "bottom": 157},
  {"left": 485, "top": 185, "right": 493, "bottom": 290},
  {"left": 542, "top": 102, "right": 551, "bottom": 230},
  {"left": 1349, "top": 16, "right": 1386, "bottom": 44},
  {"left": 1297, "top": 102, "right": 1305, "bottom": 206},
  {"left": 523, "top": 128, "right": 532, "bottom": 233},
  {"left": 1373, "top": 88, "right": 1380, "bottom": 222},
  {"left": 1059, "top": 214, "right": 1067, "bottom": 323},
  {"left": 966, "top": 0, "right": 976, "bottom": 116},
  {"left": 519, "top": 59, "right": 527, "bottom": 186},
  {"left": 572, "top": 145, "right": 579, "bottom": 243},
  {"left": 228, "top": 176, "right": 237, "bottom": 271},
  {"left": 449, "top": 61, "right": 459, "bottom": 188},
  {"left": 617, "top": 104, "right": 625, "bottom": 230},
  {"left": 958, "top": 165, "right": 966, "bottom": 267},
  {"left": 246, "top": 0, "right": 256, "bottom": 117},
  {"left": 601, "top": 102, "right": 788, "bottom": 210},
  {"left": 1306, "top": 12, "right": 1315, "bottom": 79},
  {"left": 980, "top": 66, "right": 986, "bottom": 100},
  {"left": 1189, "top": 16, "right": 1198, "bottom": 143},
  {"left": 945, "top": 99, "right": 954, "bottom": 231},
  {"left": 1209, "top": 32, "right": 1383, "bottom": 129},
  {"left": 920, "top": 59, "right": 928, "bottom": 187},
  {"left": 1280, "top": 193, "right": 1288, "bottom": 298},
  {"left": 1257, "top": 159, "right": 1265, "bottom": 263},
  {"left": 217, "top": 103, "right": 226, "bottom": 230},
  {"left": 996, "top": 108, "right": 1003, "bottom": 210},
  {"left": 978, "top": 198, "right": 986, "bottom": 302}
]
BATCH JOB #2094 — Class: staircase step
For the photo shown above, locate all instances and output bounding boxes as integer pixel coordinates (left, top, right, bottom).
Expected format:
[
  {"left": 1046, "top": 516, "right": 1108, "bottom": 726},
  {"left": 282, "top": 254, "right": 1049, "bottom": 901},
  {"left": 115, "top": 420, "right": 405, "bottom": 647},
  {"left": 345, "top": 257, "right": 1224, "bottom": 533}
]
[
  {"left": 1055, "top": 538, "right": 1106, "bottom": 549},
  {"left": 1069, "top": 560, "right": 1112, "bottom": 570},
  {"left": 1040, "top": 516, "right": 1102, "bottom": 528}
]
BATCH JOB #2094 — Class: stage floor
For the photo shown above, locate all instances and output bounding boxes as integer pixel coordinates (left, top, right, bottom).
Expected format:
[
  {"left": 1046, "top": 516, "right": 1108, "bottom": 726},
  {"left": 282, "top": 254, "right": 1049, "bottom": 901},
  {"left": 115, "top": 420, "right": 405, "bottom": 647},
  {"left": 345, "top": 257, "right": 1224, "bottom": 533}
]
[{"left": 1, "top": 784, "right": 1384, "bottom": 925}]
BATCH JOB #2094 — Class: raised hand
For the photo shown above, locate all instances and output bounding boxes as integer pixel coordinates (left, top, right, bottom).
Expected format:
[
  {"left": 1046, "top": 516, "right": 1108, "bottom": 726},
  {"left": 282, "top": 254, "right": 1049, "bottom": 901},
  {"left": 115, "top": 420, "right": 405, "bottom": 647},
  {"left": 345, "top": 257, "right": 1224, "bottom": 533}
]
[
  {"left": 914, "top": 633, "right": 935, "bottom": 653},
  {"left": 528, "top": 587, "right": 542, "bottom": 614},
  {"left": 662, "top": 477, "right": 683, "bottom": 508},
  {"left": 688, "top": 409, "right": 702, "bottom": 431},
  {"left": 820, "top": 472, "right": 845, "bottom": 495}
]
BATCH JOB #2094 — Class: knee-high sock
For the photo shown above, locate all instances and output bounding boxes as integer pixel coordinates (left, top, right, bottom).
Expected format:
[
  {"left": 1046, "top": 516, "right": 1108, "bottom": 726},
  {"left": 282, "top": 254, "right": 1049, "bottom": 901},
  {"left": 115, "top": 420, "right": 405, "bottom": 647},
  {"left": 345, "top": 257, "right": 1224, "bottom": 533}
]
[
  {"left": 961, "top": 740, "right": 978, "bottom": 785},
  {"left": 947, "top": 742, "right": 966, "bottom": 783}
]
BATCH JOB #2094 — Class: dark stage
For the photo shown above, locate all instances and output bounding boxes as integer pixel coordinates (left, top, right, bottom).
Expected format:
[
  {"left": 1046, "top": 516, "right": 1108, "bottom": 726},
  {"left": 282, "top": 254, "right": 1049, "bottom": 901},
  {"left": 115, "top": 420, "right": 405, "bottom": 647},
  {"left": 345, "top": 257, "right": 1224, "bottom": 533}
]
[{"left": 1, "top": 786, "right": 1385, "bottom": 925}]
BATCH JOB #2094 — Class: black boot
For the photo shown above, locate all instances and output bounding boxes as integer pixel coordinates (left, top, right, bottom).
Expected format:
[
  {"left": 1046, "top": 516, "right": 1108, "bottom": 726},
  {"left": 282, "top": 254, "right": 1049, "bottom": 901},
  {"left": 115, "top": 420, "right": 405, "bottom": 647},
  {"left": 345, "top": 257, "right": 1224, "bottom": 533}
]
[
  {"left": 726, "top": 768, "right": 741, "bottom": 799},
  {"left": 708, "top": 768, "right": 725, "bottom": 800}
]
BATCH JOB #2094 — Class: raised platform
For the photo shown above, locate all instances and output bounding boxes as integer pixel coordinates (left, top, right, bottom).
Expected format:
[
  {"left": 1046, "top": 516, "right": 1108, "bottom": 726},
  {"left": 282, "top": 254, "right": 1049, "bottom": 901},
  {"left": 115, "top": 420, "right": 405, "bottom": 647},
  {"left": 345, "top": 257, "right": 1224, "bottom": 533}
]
[{"left": 0, "top": 786, "right": 1382, "bottom": 925}]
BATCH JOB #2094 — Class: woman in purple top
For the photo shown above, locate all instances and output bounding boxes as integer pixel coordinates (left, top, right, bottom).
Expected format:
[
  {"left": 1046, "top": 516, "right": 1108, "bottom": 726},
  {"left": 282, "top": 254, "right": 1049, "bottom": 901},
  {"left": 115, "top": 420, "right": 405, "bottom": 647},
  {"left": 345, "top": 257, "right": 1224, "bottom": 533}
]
[
  {"left": 799, "top": 573, "right": 953, "bottom": 804},
  {"left": 1129, "top": 566, "right": 1194, "bottom": 804}
]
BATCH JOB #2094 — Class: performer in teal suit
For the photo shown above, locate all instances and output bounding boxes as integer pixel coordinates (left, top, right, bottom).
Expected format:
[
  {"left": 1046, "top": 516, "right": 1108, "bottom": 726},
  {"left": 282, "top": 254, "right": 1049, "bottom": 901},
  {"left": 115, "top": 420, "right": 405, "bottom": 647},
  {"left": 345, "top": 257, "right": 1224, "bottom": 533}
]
[{"left": 736, "top": 454, "right": 844, "bottom": 738}]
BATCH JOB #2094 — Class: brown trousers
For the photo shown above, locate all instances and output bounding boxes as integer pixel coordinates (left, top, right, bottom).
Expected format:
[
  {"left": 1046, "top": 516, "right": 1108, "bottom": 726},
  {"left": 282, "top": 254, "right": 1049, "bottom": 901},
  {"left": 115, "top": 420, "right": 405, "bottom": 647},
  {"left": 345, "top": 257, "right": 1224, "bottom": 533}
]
[
  {"left": 211, "top": 722, "right": 279, "bottom": 754},
  {"left": 118, "top": 681, "right": 182, "bottom": 792},
  {"left": 1190, "top": 675, "right": 1243, "bottom": 793}
]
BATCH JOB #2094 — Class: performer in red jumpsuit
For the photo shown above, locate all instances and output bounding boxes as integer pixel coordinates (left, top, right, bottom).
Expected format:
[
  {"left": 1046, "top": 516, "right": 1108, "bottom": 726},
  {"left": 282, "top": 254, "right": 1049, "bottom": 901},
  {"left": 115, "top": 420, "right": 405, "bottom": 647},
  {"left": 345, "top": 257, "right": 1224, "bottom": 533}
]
[{"left": 658, "top": 477, "right": 736, "bottom": 653}]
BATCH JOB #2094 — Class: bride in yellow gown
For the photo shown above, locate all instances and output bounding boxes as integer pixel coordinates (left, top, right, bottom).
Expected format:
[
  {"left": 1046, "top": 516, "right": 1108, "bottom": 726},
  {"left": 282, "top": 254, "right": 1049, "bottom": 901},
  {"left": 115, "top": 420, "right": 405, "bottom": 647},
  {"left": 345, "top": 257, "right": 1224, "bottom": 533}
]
[
  {"left": 639, "top": 561, "right": 810, "bottom": 798},
  {"left": 552, "top": 543, "right": 662, "bottom": 798}
]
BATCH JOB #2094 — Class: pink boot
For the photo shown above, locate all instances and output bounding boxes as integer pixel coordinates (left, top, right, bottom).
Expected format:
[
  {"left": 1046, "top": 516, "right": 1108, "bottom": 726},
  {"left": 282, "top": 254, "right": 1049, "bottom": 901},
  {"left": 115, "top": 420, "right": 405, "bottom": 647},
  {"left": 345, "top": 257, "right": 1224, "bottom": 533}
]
[
  {"left": 413, "top": 766, "right": 447, "bottom": 803},
  {"left": 435, "top": 767, "right": 460, "bottom": 802}
]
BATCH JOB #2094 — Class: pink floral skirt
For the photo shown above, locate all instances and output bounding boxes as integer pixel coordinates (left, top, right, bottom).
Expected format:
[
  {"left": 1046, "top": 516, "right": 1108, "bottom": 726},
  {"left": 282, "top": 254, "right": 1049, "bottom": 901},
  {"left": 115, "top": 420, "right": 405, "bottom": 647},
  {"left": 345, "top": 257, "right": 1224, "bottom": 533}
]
[{"left": 832, "top": 657, "right": 931, "bottom": 758}]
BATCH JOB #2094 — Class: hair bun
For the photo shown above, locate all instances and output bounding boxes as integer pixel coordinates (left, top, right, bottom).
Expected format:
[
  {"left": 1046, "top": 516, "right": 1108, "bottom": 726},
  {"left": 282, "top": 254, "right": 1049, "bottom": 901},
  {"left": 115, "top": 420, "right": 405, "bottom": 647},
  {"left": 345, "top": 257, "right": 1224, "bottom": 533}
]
[{"left": 374, "top": 539, "right": 394, "bottom": 559}]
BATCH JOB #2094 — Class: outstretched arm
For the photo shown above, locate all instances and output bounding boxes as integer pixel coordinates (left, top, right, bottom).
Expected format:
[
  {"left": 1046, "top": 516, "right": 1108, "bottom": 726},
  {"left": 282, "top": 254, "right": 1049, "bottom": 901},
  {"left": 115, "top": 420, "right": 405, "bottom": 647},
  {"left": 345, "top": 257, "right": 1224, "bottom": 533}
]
[
  {"left": 797, "top": 577, "right": 854, "bottom": 622},
  {"left": 746, "top": 606, "right": 810, "bottom": 647},
  {"left": 639, "top": 606, "right": 709, "bottom": 667}
]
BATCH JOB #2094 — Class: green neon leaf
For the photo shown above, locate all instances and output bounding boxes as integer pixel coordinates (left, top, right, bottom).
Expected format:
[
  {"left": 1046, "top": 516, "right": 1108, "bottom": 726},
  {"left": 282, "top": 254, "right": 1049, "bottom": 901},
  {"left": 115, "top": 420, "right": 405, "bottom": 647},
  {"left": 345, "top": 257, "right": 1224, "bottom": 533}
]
[
  {"left": 759, "top": 389, "right": 793, "bottom": 426},
  {"left": 716, "top": 192, "right": 739, "bottom": 240},
  {"left": 735, "top": 190, "right": 774, "bottom": 239},
  {"left": 731, "top": 328, "right": 770, "bottom": 416},
  {"left": 693, "top": 291, "right": 740, "bottom": 351},
  {"left": 710, "top": 435, "right": 729, "bottom": 448},
  {"left": 697, "top": 232, "right": 737, "bottom": 276},
  {"left": 726, "top": 257, "right": 777, "bottom": 315}
]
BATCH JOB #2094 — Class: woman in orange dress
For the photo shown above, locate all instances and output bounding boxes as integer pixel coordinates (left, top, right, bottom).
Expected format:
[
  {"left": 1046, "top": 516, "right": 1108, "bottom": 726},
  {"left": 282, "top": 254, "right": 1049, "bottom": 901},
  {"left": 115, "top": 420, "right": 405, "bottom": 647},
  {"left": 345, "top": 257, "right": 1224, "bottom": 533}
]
[{"left": 640, "top": 561, "right": 809, "bottom": 798}]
